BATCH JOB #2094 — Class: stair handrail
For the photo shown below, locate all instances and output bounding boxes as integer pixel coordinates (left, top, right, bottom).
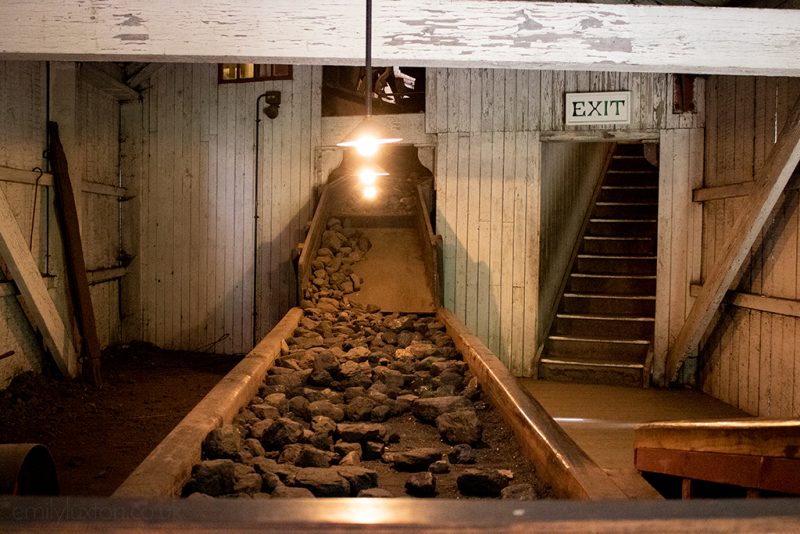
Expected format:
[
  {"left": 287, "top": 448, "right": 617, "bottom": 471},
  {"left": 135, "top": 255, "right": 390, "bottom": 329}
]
[{"left": 415, "top": 183, "right": 443, "bottom": 306}]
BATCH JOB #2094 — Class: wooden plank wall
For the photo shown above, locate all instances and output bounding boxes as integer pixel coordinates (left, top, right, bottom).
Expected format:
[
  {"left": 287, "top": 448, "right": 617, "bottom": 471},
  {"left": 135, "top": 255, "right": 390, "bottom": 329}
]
[
  {"left": 0, "top": 61, "right": 52, "bottom": 386},
  {"left": 653, "top": 129, "right": 704, "bottom": 383},
  {"left": 426, "top": 68, "right": 701, "bottom": 377},
  {"left": 76, "top": 76, "right": 123, "bottom": 348},
  {"left": 0, "top": 60, "right": 122, "bottom": 387},
  {"left": 125, "top": 64, "right": 321, "bottom": 355},
  {"left": 538, "top": 141, "right": 609, "bottom": 343},
  {"left": 699, "top": 76, "right": 800, "bottom": 417}
]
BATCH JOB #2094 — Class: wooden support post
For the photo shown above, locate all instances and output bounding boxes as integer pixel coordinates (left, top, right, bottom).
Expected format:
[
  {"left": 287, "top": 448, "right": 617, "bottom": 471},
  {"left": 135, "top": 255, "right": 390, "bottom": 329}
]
[
  {"left": 49, "top": 122, "right": 103, "bottom": 386},
  {"left": 0, "top": 187, "right": 78, "bottom": 377},
  {"left": 665, "top": 95, "right": 800, "bottom": 383}
]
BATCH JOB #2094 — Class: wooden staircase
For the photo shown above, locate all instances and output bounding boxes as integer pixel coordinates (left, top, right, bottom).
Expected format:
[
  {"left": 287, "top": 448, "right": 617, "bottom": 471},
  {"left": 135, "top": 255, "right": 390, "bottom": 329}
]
[{"left": 539, "top": 143, "right": 658, "bottom": 387}]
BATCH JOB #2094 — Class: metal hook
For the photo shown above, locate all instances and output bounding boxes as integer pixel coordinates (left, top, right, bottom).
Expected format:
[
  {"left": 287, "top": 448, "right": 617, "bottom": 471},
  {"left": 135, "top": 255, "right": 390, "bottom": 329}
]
[{"left": 29, "top": 167, "right": 45, "bottom": 250}]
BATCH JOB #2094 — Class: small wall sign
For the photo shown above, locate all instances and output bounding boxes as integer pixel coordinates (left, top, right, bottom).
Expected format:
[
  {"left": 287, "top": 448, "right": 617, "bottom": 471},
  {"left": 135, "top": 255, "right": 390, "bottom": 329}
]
[{"left": 565, "top": 91, "right": 631, "bottom": 125}]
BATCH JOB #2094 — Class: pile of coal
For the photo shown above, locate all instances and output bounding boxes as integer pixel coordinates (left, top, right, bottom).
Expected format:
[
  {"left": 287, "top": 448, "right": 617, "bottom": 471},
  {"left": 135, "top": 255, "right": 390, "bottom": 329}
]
[
  {"left": 183, "top": 301, "right": 536, "bottom": 499},
  {"left": 301, "top": 218, "right": 370, "bottom": 307}
]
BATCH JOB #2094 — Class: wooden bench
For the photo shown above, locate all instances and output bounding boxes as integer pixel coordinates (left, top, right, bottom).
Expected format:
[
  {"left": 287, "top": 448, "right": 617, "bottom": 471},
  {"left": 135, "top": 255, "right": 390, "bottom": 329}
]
[{"left": 634, "top": 419, "right": 800, "bottom": 498}]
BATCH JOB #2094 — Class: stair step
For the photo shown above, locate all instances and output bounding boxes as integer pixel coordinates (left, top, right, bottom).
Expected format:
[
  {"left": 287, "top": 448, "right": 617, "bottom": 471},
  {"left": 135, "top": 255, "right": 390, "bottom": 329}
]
[
  {"left": 608, "top": 157, "right": 657, "bottom": 172},
  {"left": 538, "top": 358, "right": 645, "bottom": 387},
  {"left": 592, "top": 202, "right": 658, "bottom": 219},
  {"left": 582, "top": 236, "right": 656, "bottom": 255},
  {"left": 597, "top": 186, "right": 658, "bottom": 203},
  {"left": 575, "top": 254, "right": 656, "bottom": 275},
  {"left": 614, "top": 143, "right": 645, "bottom": 157},
  {"left": 553, "top": 314, "right": 655, "bottom": 339},
  {"left": 586, "top": 219, "right": 657, "bottom": 237},
  {"left": 545, "top": 335, "right": 650, "bottom": 361},
  {"left": 568, "top": 273, "right": 656, "bottom": 295},
  {"left": 561, "top": 293, "right": 656, "bottom": 315},
  {"left": 604, "top": 171, "right": 659, "bottom": 187}
]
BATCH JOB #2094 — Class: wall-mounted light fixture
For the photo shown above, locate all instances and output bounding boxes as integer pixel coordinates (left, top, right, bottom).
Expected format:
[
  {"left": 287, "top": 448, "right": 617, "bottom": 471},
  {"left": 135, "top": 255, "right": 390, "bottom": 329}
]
[{"left": 263, "top": 90, "right": 281, "bottom": 119}]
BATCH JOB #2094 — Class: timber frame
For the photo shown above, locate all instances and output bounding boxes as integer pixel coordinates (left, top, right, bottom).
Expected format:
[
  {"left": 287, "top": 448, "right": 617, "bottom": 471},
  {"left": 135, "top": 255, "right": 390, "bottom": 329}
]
[{"left": 0, "top": 2, "right": 799, "bottom": 76}]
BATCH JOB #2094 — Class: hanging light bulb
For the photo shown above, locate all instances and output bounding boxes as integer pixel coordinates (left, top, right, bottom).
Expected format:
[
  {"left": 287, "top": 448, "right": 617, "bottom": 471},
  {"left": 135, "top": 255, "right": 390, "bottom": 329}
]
[
  {"left": 336, "top": 0, "right": 402, "bottom": 156},
  {"left": 357, "top": 164, "right": 389, "bottom": 186},
  {"left": 363, "top": 185, "right": 378, "bottom": 200}
]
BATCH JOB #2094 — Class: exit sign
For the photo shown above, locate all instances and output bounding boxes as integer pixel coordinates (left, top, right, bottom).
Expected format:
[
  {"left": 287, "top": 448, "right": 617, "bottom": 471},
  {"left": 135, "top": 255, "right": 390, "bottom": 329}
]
[{"left": 565, "top": 91, "right": 631, "bottom": 125}]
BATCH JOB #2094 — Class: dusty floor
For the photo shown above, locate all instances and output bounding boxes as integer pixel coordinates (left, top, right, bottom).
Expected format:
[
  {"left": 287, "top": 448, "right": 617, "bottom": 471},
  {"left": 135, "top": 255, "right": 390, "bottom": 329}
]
[{"left": 0, "top": 345, "right": 240, "bottom": 496}]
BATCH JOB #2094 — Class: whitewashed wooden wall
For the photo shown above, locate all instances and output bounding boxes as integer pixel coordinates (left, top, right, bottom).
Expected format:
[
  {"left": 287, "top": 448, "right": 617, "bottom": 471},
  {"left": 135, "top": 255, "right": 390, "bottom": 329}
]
[
  {"left": 123, "top": 64, "right": 321, "bottom": 355},
  {"left": 539, "top": 141, "right": 609, "bottom": 342},
  {"left": 426, "top": 68, "right": 701, "bottom": 377},
  {"left": 699, "top": 76, "right": 800, "bottom": 417},
  {"left": 0, "top": 60, "right": 122, "bottom": 387}
]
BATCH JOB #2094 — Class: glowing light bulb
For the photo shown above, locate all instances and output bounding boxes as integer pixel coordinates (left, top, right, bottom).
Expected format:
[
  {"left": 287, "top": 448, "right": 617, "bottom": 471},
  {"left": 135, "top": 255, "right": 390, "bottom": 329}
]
[
  {"left": 363, "top": 185, "right": 378, "bottom": 200},
  {"left": 355, "top": 135, "right": 379, "bottom": 157}
]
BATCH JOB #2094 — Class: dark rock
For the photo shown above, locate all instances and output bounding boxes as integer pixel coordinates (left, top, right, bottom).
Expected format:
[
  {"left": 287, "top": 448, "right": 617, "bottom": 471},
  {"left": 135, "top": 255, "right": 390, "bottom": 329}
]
[
  {"left": 244, "top": 438, "right": 266, "bottom": 458},
  {"left": 456, "top": 469, "right": 512, "bottom": 497},
  {"left": 187, "top": 459, "right": 236, "bottom": 496},
  {"left": 260, "top": 417, "right": 305, "bottom": 450},
  {"left": 428, "top": 461, "right": 450, "bottom": 474},
  {"left": 262, "top": 393, "right": 289, "bottom": 414},
  {"left": 308, "top": 400, "right": 345, "bottom": 422},
  {"left": 247, "top": 456, "right": 279, "bottom": 475},
  {"left": 337, "top": 422, "right": 387, "bottom": 443},
  {"left": 462, "top": 377, "right": 480, "bottom": 401},
  {"left": 339, "top": 450, "right": 361, "bottom": 466},
  {"left": 311, "top": 415, "right": 336, "bottom": 435},
  {"left": 362, "top": 440, "right": 385, "bottom": 460},
  {"left": 313, "top": 351, "right": 340, "bottom": 373},
  {"left": 412, "top": 396, "right": 472, "bottom": 423},
  {"left": 335, "top": 441, "right": 362, "bottom": 457},
  {"left": 202, "top": 425, "right": 242, "bottom": 460},
  {"left": 501, "top": 483, "right": 536, "bottom": 500},
  {"left": 405, "top": 472, "right": 436, "bottom": 497},
  {"left": 292, "top": 467, "right": 350, "bottom": 497},
  {"left": 383, "top": 448, "right": 443, "bottom": 471},
  {"left": 448, "top": 444, "right": 477, "bottom": 464},
  {"left": 308, "top": 369, "right": 334, "bottom": 387},
  {"left": 267, "top": 369, "right": 311, "bottom": 389},
  {"left": 248, "top": 419, "right": 273, "bottom": 440},
  {"left": 250, "top": 403, "right": 281, "bottom": 420},
  {"left": 233, "top": 464, "right": 264, "bottom": 495},
  {"left": 436, "top": 409, "right": 482, "bottom": 445},
  {"left": 346, "top": 396, "right": 375, "bottom": 421},
  {"left": 308, "top": 431, "right": 334, "bottom": 451},
  {"left": 335, "top": 466, "right": 378, "bottom": 495},
  {"left": 261, "top": 471, "right": 281, "bottom": 493},
  {"left": 370, "top": 404, "right": 391, "bottom": 422},
  {"left": 279, "top": 444, "right": 334, "bottom": 468},
  {"left": 272, "top": 485, "right": 316, "bottom": 498},
  {"left": 288, "top": 396, "right": 311, "bottom": 420}
]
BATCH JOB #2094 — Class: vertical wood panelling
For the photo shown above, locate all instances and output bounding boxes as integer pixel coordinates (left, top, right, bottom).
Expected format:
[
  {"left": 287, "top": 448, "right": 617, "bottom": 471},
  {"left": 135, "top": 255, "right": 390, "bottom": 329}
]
[
  {"left": 0, "top": 61, "right": 121, "bottom": 384},
  {"left": 700, "top": 75, "right": 800, "bottom": 417},
  {"left": 130, "top": 64, "right": 321, "bottom": 354},
  {"left": 433, "top": 129, "right": 538, "bottom": 374},
  {"left": 652, "top": 129, "right": 704, "bottom": 383},
  {"left": 426, "top": 66, "right": 695, "bottom": 378}
]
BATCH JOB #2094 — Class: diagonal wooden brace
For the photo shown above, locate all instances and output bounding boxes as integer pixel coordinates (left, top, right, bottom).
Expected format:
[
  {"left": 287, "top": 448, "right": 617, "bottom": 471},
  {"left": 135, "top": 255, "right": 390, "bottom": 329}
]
[
  {"left": 0, "top": 186, "right": 79, "bottom": 377},
  {"left": 665, "top": 94, "right": 800, "bottom": 383}
]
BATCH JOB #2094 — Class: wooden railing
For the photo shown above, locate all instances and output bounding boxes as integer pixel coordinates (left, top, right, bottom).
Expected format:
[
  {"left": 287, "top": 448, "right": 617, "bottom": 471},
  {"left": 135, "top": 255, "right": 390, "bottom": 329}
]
[{"left": 295, "top": 183, "right": 333, "bottom": 304}]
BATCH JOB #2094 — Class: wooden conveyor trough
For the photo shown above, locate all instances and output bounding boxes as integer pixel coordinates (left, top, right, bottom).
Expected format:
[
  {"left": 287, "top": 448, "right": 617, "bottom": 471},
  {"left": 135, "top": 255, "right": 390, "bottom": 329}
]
[{"left": 114, "top": 176, "right": 661, "bottom": 501}]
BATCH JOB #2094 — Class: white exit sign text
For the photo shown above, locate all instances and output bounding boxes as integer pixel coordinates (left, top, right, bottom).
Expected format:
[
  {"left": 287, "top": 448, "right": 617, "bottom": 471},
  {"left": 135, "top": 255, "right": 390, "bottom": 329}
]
[{"left": 565, "top": 91, "right": 631, "bottom": 125}]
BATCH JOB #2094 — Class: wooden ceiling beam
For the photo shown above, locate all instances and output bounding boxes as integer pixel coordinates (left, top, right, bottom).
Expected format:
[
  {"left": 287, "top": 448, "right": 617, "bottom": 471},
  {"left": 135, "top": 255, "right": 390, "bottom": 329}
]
[
  {"left": 664, "top": 94, "right": 800, "bottom": 384},
  {"left": 1, "top": 1, "right": 799, "bottom": 76}
]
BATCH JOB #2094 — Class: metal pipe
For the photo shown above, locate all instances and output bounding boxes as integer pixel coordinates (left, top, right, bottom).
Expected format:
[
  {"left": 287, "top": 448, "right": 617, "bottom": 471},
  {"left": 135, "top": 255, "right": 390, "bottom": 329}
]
[
  {"left": 365, "top": 0, "right": 372, "bottom": 117},
  {"left": 252, "top": 92, "right": 268, "bottom": 348}
]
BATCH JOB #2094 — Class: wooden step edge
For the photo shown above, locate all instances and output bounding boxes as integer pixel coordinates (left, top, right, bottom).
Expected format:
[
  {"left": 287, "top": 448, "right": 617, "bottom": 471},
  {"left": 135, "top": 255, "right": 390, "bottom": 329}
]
[
  {"left": 571, "top": 273, "right": 657, "bottom": 280},
  {"left": 583, "top": 235, "right": 655, "bottom": 241},
  {"left": 577, "top": 254, "right": 657, "bottom": 260},
  {"left": 556, "top": 314, "right": 656, "bottom": 322},
  {"left": 594, "top": 202, "right": 658, "bottom": 207},
  {"left": 563, "top": 293, "right": 656, "bottom": 301},
  {"left": 540, "top": 358, "right": 645, "bottom": 369},
  {"left": 547, "top": 335, "right": 651, "bottom": 345},
  {"left": 601, "top": 185, "right": 658, "bottom": 189},
  {"left": 588, "top": 218, "right": 658, "bottom": 224}
]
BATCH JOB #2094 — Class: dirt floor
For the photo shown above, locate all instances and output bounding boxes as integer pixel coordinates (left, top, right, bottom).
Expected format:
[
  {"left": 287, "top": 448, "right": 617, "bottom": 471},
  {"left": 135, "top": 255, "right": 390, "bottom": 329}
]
[{"left": 0, "top": 345, "right": 240, "bottom": 496}]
